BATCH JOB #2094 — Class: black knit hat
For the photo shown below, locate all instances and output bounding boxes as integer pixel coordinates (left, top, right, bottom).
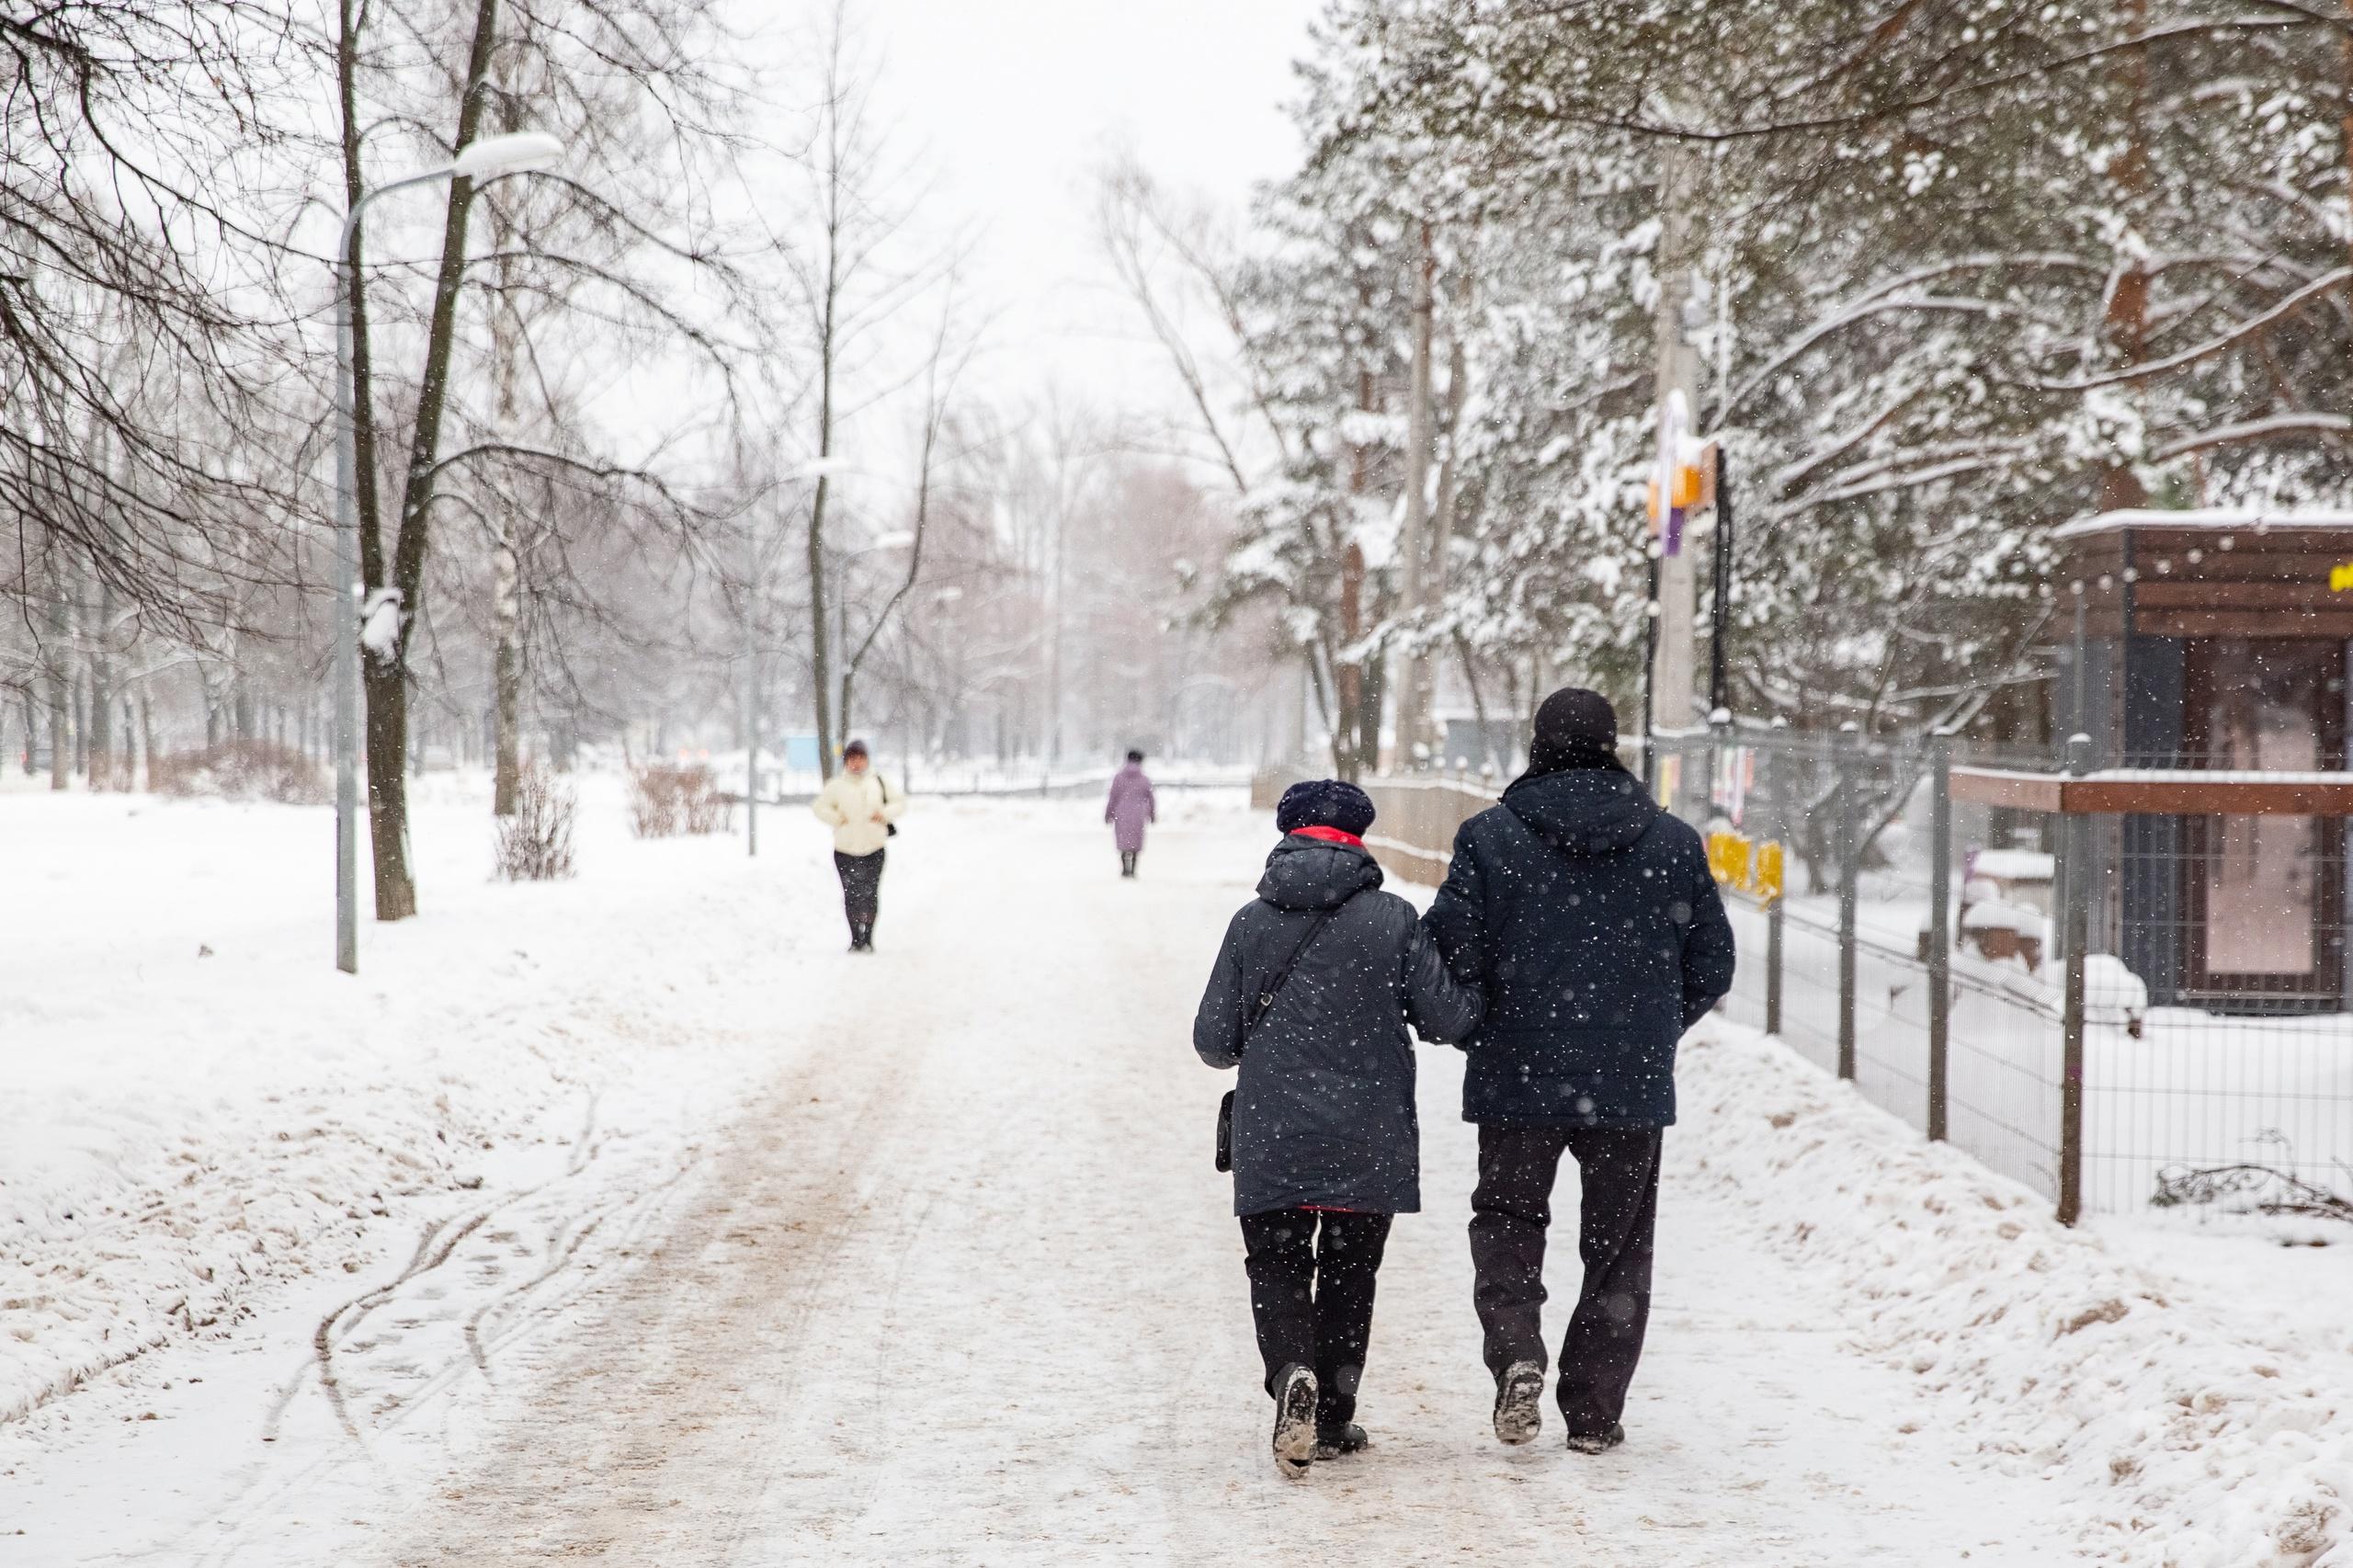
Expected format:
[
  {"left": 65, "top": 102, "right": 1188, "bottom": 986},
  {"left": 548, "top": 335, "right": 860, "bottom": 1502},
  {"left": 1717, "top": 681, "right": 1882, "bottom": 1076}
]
[
  {"left": 842, "top": 738, "right": 870, "bottom": 761},
  {"left": 1527, "top": 687, "right": 1625, "bottom": 776},
  {"left": 1276, "top": 778, "right": 1376, "bottom": 836}
]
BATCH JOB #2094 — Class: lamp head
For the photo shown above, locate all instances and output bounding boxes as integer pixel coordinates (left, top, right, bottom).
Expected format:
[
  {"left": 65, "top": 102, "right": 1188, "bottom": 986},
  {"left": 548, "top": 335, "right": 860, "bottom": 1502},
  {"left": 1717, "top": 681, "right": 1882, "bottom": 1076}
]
[{"left": 454, "top": 131, "right": 565, "bottom": 182}]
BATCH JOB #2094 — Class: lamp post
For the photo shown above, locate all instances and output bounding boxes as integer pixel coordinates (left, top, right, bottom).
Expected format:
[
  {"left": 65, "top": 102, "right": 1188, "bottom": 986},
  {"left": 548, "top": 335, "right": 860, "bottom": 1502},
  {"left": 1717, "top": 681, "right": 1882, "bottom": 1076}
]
[
  {"left": 746, "top": 458, "right": 855, "bottom": 857},
  {"left": 333, "top": 131, "right": 564, "bottom": 971}
]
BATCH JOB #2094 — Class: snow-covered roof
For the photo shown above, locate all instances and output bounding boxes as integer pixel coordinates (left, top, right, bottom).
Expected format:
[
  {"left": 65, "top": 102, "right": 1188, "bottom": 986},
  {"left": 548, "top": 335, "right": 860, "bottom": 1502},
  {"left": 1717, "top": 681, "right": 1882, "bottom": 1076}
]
[
  {"left": 2052, "top": 508, "right": 2353, "bottom": 541},
  {"left": 1970, "top": 848, "right": 2055, "bottom": 881}
]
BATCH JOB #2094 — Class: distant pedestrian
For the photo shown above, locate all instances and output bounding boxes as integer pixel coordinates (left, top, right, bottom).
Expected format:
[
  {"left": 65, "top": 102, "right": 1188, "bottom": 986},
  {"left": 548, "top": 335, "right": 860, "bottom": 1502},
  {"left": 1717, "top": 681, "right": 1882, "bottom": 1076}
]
[
  {"left": 810, "top": 740, "right": 906, "bottom": 952},
  {"left": 1105, "top": 749, "right": 1156, "bottom": 878},
  {"left": 1194, "top": 779, "right": 1483, "bottom": 1479},
  {"left": 1425, "top": 687, "right": 1734, "bottom": 1455}
]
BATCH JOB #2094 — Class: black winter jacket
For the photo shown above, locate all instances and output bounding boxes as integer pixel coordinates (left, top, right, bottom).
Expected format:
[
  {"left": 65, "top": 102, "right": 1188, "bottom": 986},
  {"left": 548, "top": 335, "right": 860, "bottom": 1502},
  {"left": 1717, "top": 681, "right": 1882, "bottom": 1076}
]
[
  {"left": 1424, "top": 767, "right": 1734, "bottom": 1129},
  {"left": 1194, "top": 835, "right": 1484, "bottom": 1216}
]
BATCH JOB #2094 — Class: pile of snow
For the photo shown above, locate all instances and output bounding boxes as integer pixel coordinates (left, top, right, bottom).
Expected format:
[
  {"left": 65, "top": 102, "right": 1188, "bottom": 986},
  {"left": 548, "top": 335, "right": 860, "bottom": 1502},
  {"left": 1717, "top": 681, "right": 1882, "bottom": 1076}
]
[
  {"left": 1961, "top": 897, "right": 2040, "bottom": 935},
  {"left": 1972, "top": 847, "right": 2056, "bottom": 885},
  {"left": 2083, "top": 952, "right": 2151, "bottom": 1031},
  {"left": 1, "top": 1056, "right": 520, "bottom": 1425},
  {"left": 1684, "top": 1020, "right": 2347, "bottom": 1567},
  {"left": 0, "top": 778, "right": 817, "bottom": 1433}
]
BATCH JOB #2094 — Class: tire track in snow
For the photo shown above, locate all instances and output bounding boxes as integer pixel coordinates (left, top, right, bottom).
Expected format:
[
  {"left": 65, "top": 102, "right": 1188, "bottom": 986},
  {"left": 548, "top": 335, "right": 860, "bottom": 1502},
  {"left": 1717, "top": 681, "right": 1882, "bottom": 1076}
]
[{"left": 336, "top": 954, "right": 939, "bottom": 1566}]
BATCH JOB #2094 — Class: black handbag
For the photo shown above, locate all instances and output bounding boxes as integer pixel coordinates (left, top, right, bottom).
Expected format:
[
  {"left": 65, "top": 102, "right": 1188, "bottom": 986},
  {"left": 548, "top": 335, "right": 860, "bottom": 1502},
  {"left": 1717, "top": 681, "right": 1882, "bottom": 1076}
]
[{"left": 1216, "top": 895, "right": 1352, "bottom": 1172}]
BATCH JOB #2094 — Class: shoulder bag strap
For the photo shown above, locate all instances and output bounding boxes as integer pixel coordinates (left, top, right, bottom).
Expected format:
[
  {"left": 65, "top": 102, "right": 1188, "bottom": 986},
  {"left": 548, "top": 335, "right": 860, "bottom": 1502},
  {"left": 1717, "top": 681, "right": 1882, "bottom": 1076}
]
[{"left": 1239, "top": 890, "right": 1358, "bottom": 1050}]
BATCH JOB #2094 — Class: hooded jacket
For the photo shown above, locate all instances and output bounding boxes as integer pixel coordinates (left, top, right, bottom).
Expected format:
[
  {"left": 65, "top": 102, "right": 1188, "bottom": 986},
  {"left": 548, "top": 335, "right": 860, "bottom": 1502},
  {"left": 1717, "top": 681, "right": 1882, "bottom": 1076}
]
[
  {"left": 1424, "top": 767, "right": 1734, "bottom": 1128},
  {"left": 1194, "top": 835, "right": 1484, "bottom": 1216}
]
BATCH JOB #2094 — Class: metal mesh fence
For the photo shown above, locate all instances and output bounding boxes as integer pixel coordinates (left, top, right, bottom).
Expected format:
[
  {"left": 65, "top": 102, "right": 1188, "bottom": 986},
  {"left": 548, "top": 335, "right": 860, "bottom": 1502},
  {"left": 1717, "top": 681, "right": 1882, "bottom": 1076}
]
[
  {"left": 2079, "top": 798, "right": 2353, "bottom": 1212},
  {"left": 1649, "top": 729, "right": 2060, "bottom": 1199},
  {"left": 1652, "top": 725, "right": 2353, "bottom": 1217}
]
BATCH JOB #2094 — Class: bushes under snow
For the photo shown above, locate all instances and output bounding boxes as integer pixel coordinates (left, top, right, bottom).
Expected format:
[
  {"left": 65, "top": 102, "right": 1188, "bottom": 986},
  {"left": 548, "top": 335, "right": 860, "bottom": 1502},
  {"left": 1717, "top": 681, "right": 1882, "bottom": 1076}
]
[{"left": 149, "top": 741, "right": 328, "bottom": 804}]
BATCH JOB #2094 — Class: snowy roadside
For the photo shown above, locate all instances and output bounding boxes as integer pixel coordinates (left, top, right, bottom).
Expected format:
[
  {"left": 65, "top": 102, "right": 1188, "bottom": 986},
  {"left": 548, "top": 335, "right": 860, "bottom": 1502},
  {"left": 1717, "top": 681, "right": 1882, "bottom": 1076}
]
[
  {"left": 1681, "top": 1020, "right": 2350, "bottom": 1568},
  {"left": 0, "top": 775, "right": 830, "bottom": 1438}
]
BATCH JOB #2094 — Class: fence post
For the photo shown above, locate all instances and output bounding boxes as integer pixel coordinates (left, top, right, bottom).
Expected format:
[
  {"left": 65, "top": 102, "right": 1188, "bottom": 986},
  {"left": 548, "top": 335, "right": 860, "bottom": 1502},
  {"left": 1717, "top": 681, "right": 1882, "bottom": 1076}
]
[
  {"left": 1709, "top": 708, "right": 1733, "bottom": 826},
  {"left": 1766, "top": 720, "right": 1786, "bottom": 1035},
  {"left": 2056, "top": 733, "right": 2091, "bottom": 1225},
  {"left": 1927, "top": 731, "right": 1952, "bottom": 1142},
  {"left": 1836, "top": 722, "right": 1860, "bottom": 1081}
]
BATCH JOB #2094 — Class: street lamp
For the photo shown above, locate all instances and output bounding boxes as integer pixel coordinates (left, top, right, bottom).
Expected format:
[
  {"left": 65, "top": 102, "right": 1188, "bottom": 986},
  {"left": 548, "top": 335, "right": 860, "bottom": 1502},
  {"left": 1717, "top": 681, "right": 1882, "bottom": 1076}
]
[
  {"left": 746, "top": 457, "right": 854, "bottom": 858},
  {"left": 333, "top": 131, "right": 565, "bottom": 972}
]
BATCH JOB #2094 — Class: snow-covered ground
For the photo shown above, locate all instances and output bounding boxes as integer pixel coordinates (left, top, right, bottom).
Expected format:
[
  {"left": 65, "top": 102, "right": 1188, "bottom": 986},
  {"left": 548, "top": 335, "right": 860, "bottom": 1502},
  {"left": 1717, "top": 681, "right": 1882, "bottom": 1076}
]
[{"left": 3, "top": 787, "right": 2347, "bottom": 1565}]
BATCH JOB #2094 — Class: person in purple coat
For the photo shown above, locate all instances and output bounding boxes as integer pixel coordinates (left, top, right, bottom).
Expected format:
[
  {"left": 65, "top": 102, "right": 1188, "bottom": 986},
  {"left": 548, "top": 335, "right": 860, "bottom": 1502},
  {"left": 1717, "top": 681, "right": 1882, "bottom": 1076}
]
[{"left": 1106, "top": 749, "right": 1156, "bottom": 878}]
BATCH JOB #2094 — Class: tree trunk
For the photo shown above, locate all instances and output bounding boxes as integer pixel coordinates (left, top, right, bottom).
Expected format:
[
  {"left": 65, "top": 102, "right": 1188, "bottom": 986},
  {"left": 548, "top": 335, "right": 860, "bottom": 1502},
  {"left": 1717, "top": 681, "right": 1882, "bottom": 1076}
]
[
  {"left": 363, "top": 0, "right": 504, "bottom": 919},
  {"left": 493, "top": 542, "right": 521, "bottom": 812},
  {"left": 365, "top": 659, "right": 415, "bottom": 918},
  {"left": 139, "top": 694, "right": 156, "bottom": 788},
  {"left": 809, "top": 470, "right": 835, "bottom": 778},
  {"left": 88, "top": 579, "right": 114, "bottom": 786},
  {"left": 1455, "top": 631, "right": 1493, "bottom": 774},
  {"left": 46, "top": 572, "right": 70, "bottom": 790},
  {"left": 489, "top": 74, "right": 525, "bottom": 818},
  {"left": 47, "top": 676, "right": 68, "bottom": 789},
  {"left": 73, "top": 668, "right": 90, "bottom": 778},
  {"left": 1358, "top": 653, "right": 1387, "bottom": 779},
  {"left": 2097, "top": 0, "right": 2152, "bottom": 512},
  {"left": 1332, "top": 355, "right": 1386, "bottom": 783}
]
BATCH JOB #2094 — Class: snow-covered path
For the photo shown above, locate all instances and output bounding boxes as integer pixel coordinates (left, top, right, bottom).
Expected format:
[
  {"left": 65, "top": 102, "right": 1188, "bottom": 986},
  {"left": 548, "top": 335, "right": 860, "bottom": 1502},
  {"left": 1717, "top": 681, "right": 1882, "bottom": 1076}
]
[
  {"left": 23, "top": 790, "right": 2350, "bottom": 1564},
  {"left": 2, "top": 790, "right": 2075, "bottom": 1566},
  {"left": 322, "top": 804, "right": 2061, "bottom": 1567}
]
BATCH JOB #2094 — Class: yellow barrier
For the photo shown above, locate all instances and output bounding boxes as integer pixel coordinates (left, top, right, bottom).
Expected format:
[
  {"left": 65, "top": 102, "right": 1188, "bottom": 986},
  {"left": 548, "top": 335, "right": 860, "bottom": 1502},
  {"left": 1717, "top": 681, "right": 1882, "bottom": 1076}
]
[{"left": 1708, "top": 829, "right": 1783, "bottom": 905}]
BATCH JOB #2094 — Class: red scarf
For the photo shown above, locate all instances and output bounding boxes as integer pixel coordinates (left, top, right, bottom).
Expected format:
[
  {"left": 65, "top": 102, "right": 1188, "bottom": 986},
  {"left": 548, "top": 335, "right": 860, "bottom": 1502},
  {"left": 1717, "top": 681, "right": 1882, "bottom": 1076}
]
[{"left": 1289, "top": 824, "right": 1365, "bottom": 848}]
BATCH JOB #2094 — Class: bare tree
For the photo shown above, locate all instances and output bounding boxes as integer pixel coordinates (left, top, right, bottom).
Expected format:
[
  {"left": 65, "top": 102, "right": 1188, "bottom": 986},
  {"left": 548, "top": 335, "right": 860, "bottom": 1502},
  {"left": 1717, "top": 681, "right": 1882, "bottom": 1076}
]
[
  {"left": 775, "top": 5, "right": 964, "bottom": 779},
  {"left": 838, "top": 294, "right": 979, "bottom": 745},
  {"left": 2, "top": 2, "right": 308, "bottom": 641},
  {"left": 335, "top": 0, "right": 762, "bottom": 915}
]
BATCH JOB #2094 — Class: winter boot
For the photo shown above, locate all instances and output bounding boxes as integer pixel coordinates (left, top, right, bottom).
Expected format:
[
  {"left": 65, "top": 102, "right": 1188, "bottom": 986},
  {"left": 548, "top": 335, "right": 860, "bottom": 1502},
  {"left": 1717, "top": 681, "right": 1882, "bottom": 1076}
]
[
  {"left": 1313, "top": 1422, "right": 1368, "bottom": 1460},
  {"left": 1564, "top": 1422, "right": 1626, "bottom": 1455},
  {"left": 1271, "top": 1364, "right": 1318, "bottom": 1480},
  {"left": 1493, "top": 1360, "right": 1545, "bottom": 1446}
]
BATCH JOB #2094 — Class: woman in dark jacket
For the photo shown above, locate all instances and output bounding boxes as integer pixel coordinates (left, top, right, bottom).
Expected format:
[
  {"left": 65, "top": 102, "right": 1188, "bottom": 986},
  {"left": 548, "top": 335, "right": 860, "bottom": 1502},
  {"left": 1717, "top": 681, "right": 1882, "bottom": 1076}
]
[{"left": 1194, "top": 779, "right": 1483, "bottom": 1479}]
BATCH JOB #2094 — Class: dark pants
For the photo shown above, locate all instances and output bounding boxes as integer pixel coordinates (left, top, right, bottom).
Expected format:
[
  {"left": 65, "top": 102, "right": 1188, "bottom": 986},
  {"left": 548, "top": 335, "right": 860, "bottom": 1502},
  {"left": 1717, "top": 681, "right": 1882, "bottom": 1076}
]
[
  {"left": 1239, "top": 1209, "right": 1392, "bottom": 1426},
  {"left": 1119, "top": 850, "right": 1138, "bottom": 877},
  {"left": 834, "top": 848, "right": 885, "bottom": 945},
  {"left": 1469, "top": 1126, "right": 1662, "bottom": 1436}
]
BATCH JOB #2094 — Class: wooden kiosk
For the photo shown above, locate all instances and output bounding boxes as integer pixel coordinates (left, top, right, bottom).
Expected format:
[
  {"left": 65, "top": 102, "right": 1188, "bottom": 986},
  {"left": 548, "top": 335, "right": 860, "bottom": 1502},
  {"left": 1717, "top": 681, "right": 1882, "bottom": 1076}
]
[{"left": 2051, "top": 508, "right": 2353, "bottom": 1011}]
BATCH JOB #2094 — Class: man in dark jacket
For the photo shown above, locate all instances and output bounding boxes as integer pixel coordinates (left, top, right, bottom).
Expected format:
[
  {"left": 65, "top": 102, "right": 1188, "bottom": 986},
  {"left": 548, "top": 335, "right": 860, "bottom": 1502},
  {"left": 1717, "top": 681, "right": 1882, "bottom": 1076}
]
[
  {"left": 1195, "top": 779, "right": 1483, "bottom": 1478},
  {"left": 1424, "top": 688, "right": 1734, "bottom": 1454}
]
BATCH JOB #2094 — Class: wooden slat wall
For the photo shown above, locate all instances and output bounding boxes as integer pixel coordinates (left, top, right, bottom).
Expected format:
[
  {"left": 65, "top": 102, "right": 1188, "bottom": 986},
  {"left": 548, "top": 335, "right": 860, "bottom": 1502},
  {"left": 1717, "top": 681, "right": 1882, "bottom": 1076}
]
[
  {"left": 2062, "top": 524, "right": 2353, "bottom": 639},
  {"left": 1952, "top": 766, "right": 2353, "bottom": 815}
]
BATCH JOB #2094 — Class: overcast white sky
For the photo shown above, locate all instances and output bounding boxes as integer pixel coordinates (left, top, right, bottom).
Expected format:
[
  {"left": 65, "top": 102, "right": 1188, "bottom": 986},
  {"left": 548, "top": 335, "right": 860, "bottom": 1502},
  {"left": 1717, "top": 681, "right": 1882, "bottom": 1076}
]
[{"left": 840, "top": 0, "right": 1324, "bottom": 411}]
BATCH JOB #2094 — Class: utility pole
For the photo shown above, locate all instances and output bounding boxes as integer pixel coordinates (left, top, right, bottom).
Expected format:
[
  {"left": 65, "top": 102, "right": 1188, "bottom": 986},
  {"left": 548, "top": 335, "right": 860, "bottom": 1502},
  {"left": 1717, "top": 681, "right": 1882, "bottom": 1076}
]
[
  {"left": 1044, "top": 484, "right": 1067, "bottom": 767},
  {"left": 745, "top": 503, "right": 761, "bottom": 858},
  {"left": 1395, "top": 223, "right": 1438, "bottom": 769},
  {"left": 1649, "top": 134, "right": 1703, "bottom": 748}
]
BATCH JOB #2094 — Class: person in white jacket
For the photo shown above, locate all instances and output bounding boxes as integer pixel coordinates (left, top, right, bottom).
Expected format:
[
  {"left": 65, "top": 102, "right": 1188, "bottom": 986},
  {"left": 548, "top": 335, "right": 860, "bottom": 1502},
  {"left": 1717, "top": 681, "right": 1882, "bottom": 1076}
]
[{"left": 811, "top": 739, "right": 907, "bottom": 951}]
